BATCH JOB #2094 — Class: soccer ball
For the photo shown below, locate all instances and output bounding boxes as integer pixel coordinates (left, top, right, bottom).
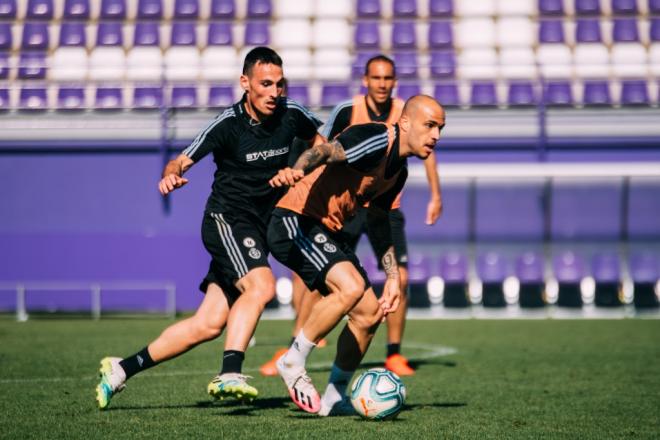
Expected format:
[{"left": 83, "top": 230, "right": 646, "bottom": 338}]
[{"left": 350, "top": 368, "right": 406, "bottom": 420}]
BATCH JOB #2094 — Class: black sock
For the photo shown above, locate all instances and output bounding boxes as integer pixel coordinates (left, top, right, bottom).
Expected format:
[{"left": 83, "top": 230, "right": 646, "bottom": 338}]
[
  {"left": 119, "top": 347, "right": 157, "bottom": 379},
  {"left": 220, "top": 350, "right": 245, "bottom": 374},
  {"left": 387, "top": 343, "right": 401, "bottom": 358}
]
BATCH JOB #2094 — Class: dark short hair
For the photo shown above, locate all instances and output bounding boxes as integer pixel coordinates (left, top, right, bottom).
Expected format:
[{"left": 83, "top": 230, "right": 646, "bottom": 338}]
[
  {"left": 242, "top": 46, "right": 283, "bottom": 75},
  {"left": 364, "top": 54, "right": 396, "bottom": 77}
]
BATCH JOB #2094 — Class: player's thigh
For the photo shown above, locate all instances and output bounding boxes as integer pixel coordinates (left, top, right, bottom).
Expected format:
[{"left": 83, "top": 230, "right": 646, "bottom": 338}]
[{"left": 194, "top": 282, "right": 231, "bottom": 329}]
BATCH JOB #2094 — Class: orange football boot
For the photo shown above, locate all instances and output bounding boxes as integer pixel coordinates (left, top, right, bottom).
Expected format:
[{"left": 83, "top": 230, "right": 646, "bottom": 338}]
[
  {"left": 384, "top": 353, "right": 415, "bottom": 376},
  {"left": 260, "top": 347, "right": 288, "bottom": 376}
]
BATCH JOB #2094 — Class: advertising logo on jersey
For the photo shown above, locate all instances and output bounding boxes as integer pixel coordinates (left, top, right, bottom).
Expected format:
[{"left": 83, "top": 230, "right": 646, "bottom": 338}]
[{"left": 245, "top": 147, "right": 289, "bottom": 162}]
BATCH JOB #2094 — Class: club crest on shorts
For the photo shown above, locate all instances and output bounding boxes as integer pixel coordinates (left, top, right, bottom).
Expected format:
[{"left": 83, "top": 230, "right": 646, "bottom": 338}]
[
  {"left": 243, "top": 237, "right": 256, "bottom": 248},
  {"left": 323, "top": 243, "right": 337, "bottom": 253},
  {"left": 248, "top": 248, "right": 261, "bottom": 259},
  {"left": 314, "top": 233, "right": 327, "bottom": 244}
]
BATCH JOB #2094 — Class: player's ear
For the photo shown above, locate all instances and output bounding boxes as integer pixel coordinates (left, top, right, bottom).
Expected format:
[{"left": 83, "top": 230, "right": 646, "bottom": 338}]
[
  {"left": 362, "top": 75, "right": 369, "bottom": 89},
  {"left": 240, "top": 75, "right": 249, "bottom": 93},
  {"left": 399, "top": 114, "right": 410, "bottom": 132}
]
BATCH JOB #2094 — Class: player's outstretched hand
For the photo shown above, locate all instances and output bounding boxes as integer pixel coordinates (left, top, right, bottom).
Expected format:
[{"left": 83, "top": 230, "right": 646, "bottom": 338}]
[
  {"left": 378, "top": 278, "right": 401, "bottom": 319},
  {"left": 269, "top": 167, "right": 304, "bottom": 188},
  {"left": 159, "top": 174, "right": 189, "bottom": 195},
  {"left": 425, "top": 197, "right": 443, "bottom": 225}
]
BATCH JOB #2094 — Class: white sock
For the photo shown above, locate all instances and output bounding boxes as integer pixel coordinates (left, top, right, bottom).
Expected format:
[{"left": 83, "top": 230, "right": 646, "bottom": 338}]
[
  {"left": 321, "top": 364, "right": 355, "bottom": 408},
  {"left": 283, "top": 330, "right": 316, "bottom": 368}
]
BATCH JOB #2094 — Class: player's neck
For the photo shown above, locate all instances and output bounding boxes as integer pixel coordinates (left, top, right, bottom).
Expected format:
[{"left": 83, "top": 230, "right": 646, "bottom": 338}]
[
  {"left": 365, "top": 95, "right": 391, "bottom": 118},
  {"left": 243, "top": 99, "right": 267, "bottom": 124},
  {"left": 397, "top": 128, "right": 411, "bottom": 158}
]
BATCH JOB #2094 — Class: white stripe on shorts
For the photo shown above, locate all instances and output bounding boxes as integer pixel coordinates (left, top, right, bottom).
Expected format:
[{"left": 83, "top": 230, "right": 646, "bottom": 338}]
[{"left": 212, "top": 213, "right": 248, "bottom": 278}]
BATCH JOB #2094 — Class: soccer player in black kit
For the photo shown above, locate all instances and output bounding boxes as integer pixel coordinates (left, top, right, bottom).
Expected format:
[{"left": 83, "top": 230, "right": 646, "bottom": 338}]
[{"left": 95, "top": 47, "right": 323, "bottom": 409}]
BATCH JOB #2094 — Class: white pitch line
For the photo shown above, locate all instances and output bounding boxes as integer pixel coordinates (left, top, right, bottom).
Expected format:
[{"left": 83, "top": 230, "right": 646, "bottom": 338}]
[{"left": 0, "top": 342, "right": 457, "bottom": 385}]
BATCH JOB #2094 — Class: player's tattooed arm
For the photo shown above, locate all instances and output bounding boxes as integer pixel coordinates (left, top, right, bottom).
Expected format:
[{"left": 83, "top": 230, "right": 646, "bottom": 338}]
[
  {"left": 366, "top": 206, "right": 399, "bottom": 280},
  {"left": 292, "top": 139, "right": 347, "bottom": 175}
]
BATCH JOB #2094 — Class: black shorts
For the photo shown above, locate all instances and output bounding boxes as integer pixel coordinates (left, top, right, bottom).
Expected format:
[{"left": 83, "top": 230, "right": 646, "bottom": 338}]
[
  {"left": 268, "top": 208, "right": 371, "bottom": 296},
  {"left": 341, "top": 207, "right": 408, "bottom": 268},
  {"left": 199, "top": 211, "right": 270, "bottom": 304}
]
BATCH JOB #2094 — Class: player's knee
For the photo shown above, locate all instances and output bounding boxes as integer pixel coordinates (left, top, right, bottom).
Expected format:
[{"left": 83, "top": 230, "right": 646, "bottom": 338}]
[
  {"left": 190, "top": 317, "right": 223, "bottom": 342},
  {"left": 338, "top": 277, "right": 366, "bottom": 310}
]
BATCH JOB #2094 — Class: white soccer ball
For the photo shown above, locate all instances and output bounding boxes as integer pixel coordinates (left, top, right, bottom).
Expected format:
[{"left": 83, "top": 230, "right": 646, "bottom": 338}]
[{"left": 350, "top": 368, "right": 407, "bottom": 420}]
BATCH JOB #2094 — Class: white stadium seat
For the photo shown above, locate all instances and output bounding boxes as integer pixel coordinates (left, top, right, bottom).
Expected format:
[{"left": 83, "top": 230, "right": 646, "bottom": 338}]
[
  {"left": 271, "top": 19, "right": 313, "bottom": 49},
  {"left": 200, "top": 46, "right": 239, "bottom": 81},
  {"left": 573, "top": 44, "right": 610, "bottom": 79},
  {"left": 454, "top": 18, "right": 496, "bottom": 48},
  {"left": 313, "top": 19, "right": 351, "bottom": 49}
]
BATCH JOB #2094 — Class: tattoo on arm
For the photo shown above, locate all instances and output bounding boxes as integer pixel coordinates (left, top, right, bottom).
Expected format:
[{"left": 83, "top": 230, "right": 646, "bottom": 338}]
[
  {"left": 381, "top": 247, "right": 398, "bottom": 279},
  {"left": 293, "top": 140, "right": 346, "bottom": 175}
]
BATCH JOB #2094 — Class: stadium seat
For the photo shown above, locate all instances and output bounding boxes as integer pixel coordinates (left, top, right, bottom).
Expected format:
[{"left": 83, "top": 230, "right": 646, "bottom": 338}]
[
  {"left": 611, "top": 0, "right": 638, "bottom": 15},
  {"left": 508, "top": 81, "right": 537, "bottom": 106},
  {"left": 354, "top": 21, "right": 381, "bottom": 49},
  {"left": 396, "top": 82, "right": 421, "bottom": 100},
  {"left": 244, "top": 20, "right": 269, "bottom": 46},
  {"left": 285, "top": 83, "right": 309, "bottom": 106},
  {"left": 63, "top": 0, "right": 90, "bottom": 20},
  {"left": 496, "top": 0, "right": 536, "bottom": 15},
  {"left": 652, "top": 18, "right": 660, "bottom": 42},
  {"left": 210, "top": 0, "right": 235, "bottom": 19},
  {"left": 428, "top": 20, "right": 452, "bottom": 49},
  {"left": 100, "top": 0, "right": 126, "bottom": 19},
  {"left": 273, "top": 0, "right": 312, "bottom": 17},
  {"left": 21, "top": 22, "right": 49, "bottom": 51},
  {"left": 313, "top": 19, "right": 351, "bottom": 49},
  {"left": 58, "top": 22, "right": 87, "bottom": 47},
  {"left": 133, "top": 21, "right": 160, "bottom": 47},
  {"left": 202, "top": 46, "right": 238, "bottom": 81},
  {"left": 19, "top": 86, "right": 48, "bottom": 110},
  {"left": 127, "top": 23, "right": 163, "bottom": 108},
  {"left": 576, "top": 19, "right": 602, "bottom": 43},
  {"left": 454, "top": 0, "right": 495, "bottom": 16},
  {"left": 174, "top": 0, "right": 198, "bottom": 19},
  {"left": 500, "top": 48, "right": 537, "bottom": 80},
  {"left": 591, "top": 252, "right": 623, "bottom": 307},
  {"left": 246, "top": 0, "right": 271, "bottom": 18},
  {"left": 440, "top": 252, "right": 469, "bottom": 307},
  {"left": 170, "top": 22, "right": 196, "bottom": 46},
  {"left": 458, "top": 48, "right": 498, "bottom": 80},
  {"left": 170, "top": 86, "right": 197, "bottom": 108},
  {"left": 0, "top": 52, "right": 9, "bottom": 79},
  {"left": 356, "top": 0, "right": 381, "bottom": 18},
  {"left": 574, "top": 44, "right": 610, "bottom": 79},
  {"left": 314, "top": 0, "right": 352, "bottom": 18},
  {"left": 430, "top": 49, "right": 456, "bottom": 77},
  {"left": 320, "top": 83, "right": 351, "bottom": 107},
  {"left": 496, "top": 17, "right": 536, "bottom": 47},
  {"left": 630, "top": 253, "right": 660, "bottom": 308},
  {"left": 0, "top": 87, "right": 9, "bottom": 109},
  {"left": 429, "top": 0, "right": 453, "bottom": 17},
  {"left": 26, "top": 0, "right": 54, "bottom": 20},
  {"left": 137, "top": 0, "right": 163, "bottom": 19},
  {"left": 94, "top": 87, "right": 123, "bottom": 109},
  {"left": 207, "top": 85, "right": 234, "bottom": 108},
  {"left": 0, "top": 0, "right": 16, "bottom": 20},
  {"left": 312, "top": 48, "right": 351, "bottom": 81},
  {"left": 0, "top": 22, "right": 11, "bottom": 51},
  {"left": 611, "top": 43, "right": 647, "bottom": 78},
  {"left": 272, "top": 19, "right": 312, "bottom": 49},
  {"left": 392, "top": 21, "right": 417, "bottom": 49},
  {"left": 538, "top": 0, "right": 565, "bottom": 15},
  {"left": 613, "top": 18, "right": 639, "bottom": 42},
  {"left": 650, "top": 0, "right": 660, "bottom": 14},
  {"left": 207, "top": 22, "right": 232, "bottom": 46},
  {"left": 620, "top": 80, "right": 650, "bottom": 105},
  {"left": 57, "top": 87, "right": 86, "bottom": 109},
  {"left": 454, "top": 18, "right": 496, "bottom": 48},
  {"left": 536, "top": 46, "right": 572, "bottom": 93},
  {"left": 539, "top": 19, "right": 565, "bottom": 43},
  {"left": 18, "top": 52, "right": 47, "bottom": 79},
  {"left": 92, "top": 22, "right": 124, "bottom": 48},
  {"left": 403, "top": 253, "right": 433, "bottom": 308},
  {"left": 434, "top": 82, "right": 460, "bottom": 106},
  {"left": 51, "top": 24, "right": 87, "bottom": 85},
  {"left": 477, "top": 252, "right": 508, "bottom": 307},
  {"left": 352, "top": 51, "right": 378, "bottom": 78},
  {"left": 582, "top": 80, "right": 612, "bottom": 105},
  {"left": 393, "top": 51, "right": 418, "bottom": 78},
  {"left": 553, "top": 251, "right": 586, "bottom": 307},
  {"left": 393, "top": 0, "right": 418, "bottom": 17},
  {"left": 277, "top": 48, "right": 311, "bottom": 80},
  {"left": 516, "top": 252, "right": 545, "bottom": 308},
  {"left": 470, "top": 81, "right": 497, "bottom": 106},
  {"left": 132, "top": 86, "right": 163, "bottom": 109},
  {"left": 574, "top": 0, "right": 601, "bottom": 15}
]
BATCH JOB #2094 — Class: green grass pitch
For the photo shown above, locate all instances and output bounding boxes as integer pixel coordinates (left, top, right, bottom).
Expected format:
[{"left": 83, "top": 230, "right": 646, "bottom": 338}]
[{"left": 1, "top": 318, "right": 659, "bottom": 439}]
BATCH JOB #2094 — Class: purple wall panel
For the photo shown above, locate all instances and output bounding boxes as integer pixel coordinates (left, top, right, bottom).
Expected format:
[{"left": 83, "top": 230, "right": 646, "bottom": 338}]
[
  {"left": 628, "top": 178, "right": 660, "bottom": 239},
  {"left": 401, "top": 183, "right": 469, "bottom": 241}
]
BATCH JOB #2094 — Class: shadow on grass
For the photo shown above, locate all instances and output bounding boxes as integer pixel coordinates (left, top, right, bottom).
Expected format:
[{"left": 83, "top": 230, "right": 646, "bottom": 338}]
[
  {"left": 106, "top": 397, "right": 291, "bottom": 414},
  {"left": 286, "top": 402, "right": 467, "bottom": 420},
  {"left": 307, "top": 358, "right": 456, "bottom": 373}
]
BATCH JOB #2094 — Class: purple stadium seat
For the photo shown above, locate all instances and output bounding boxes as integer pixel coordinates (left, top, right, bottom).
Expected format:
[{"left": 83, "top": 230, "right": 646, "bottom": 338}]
[
  {"left": 174, "top": 0, "right": 198, "bottom": 19},
  {"left": 354, "top": 21, "right": 380, "bottom": 49},
  {"left": 207, "top": 22, "right": 232, "bottom": 46},
  {"left": 63, "top": 0, "right": 90, "bottom": 20},
  {"left": 21, "top": 22, "right": 49, "bottom": 50},
  {"left": 392, "top": 21, "right": 417, "bottom": 49},
  {"left": 429, "top": 0, "right": 453, "bottom": 17},
  {"left": 133, "top": 87, "right": 163, "bottom": 109},
  {"left": 321, "top": 83, "right": 350, "bottom": 107},
  {"left": 583, "top": 80, "right": 611, "bottom": 106},
  {"left": 576, "top": 19, "right": 602, "bottom": 43},
  {"left": 246, "top": 0, "right": 271, "bottom": 18},
  {"left": 0, "top": 52, "right": 9, "bottom": 79},
  {"left": 285, "top": 84, "right": 309, "bottom": 106},
  {"left": 430, "top": 50, "right": 455, "bottom": 77},
  {"left": 407, "top": 252, "right": 434, "bottom": 308},
  {"left": 357, "top": 0, "right": 381, "bottom": 18},
  {"left": 137, "top": 0, "right": 162, "bottom": 19},
  {"left": 0, "top": 23, "right": 11, "bottom": 50},
  {"left": 393, "top": 51, "right": 418, "bottom": 78},
  {"left": 613, "top": 18, "right": 639, "bottom": 42},
  {"left": 651, "top": 0, "right": 660, "bottom": 14},
  {"left": 134, "top": 22, "right": 160, "bottom": 46},
  {"left": 611, "top": 0, "right": 638, "bottom": 15},
  {"left": 508, "top": 81, "right": 536, "bottom": 106},
  {"left": 538, "top": 0, "right": 564, "bottom": 15},
  {"left": 440, "top": 252, "right": 469, "bottom": 307},
  {"left": 477, "top": 252, "right": 507, "bottom": 307},
  {"left": 244, "top": 21, "right": 269, "bottom": 46},
  {"left": 95, "top": 87, "right": 123, "bottom": 109},
  {"left": 543, "top": 81, "right": 573, "bottom": 106},
  {"left": 630, "top": 253, "right": 660, "bottom": 308},
  {"left": 57, "top": 87, "right": 85, "bottom": 109},
  {"left": 620, "top": 80, "right": 649, "bottom": 106},
  {"left": 393, "top": 0, "right": 417, "bottom": 17},
  {"left": 352, "top": 51, "right": 377, "bottom": 78},
  {"left": 59, "top": 22, "right": 86, "bottom": 47},
  {"left": 19, "top": 86, "right": 48, "bottom": 110},
  {"left": 396, "top": 82, "right": 421, "bottom": 100},
  {"left": 26, "top": 0, "right": 54, "bottom": 20},
  {"left": 18, "top": 52, "right": 47, "bottom": 79},
  {"left": 100, "top": 0, "right": 126, "bottom": 19},
  {"left": 211, "top": 0, "right": 235, "bottom": 18},
  {"left": 470, "top": 81, "right": 497, "bottom": 106},
  {"left": 516, "top": 252, "right": 545, "bottom": 308},
  {"left": 553, "top": 251, "right": 586, "bottom": 307},
  {"left": 539, "top": 20, "right": 565, "bottom": 43},
  {"left": 575, "top": 0, "right": 600, "bottom": 15},
  {"left": 0, "top": 0, "right": 17, "bottom": 20},
  {"left": 433, "top": 82, "right": 459, "bottom": 106},
  {"left": 591, "top": 252, "right": 623, "bottom": 307},
  {"left": 651, "top": 19, "right": 660, "bottom": 42},
  {"left": 171, "top": 86, "right": 197, "bottom": 108},
  {"left": 208, "top": 85, "right": 234, "bottom": 108},
  {"left": 96, "top": 22, "right": 123, "bottom": 46},
  {"left": 428, "top": 21, "right": 453, "bottom": 49},
  {"left": 171, "top": 22, "right": 196, "bottom": 46},
  {"left": 0, "top": 87, "right": 8, "bottom": 109}
]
